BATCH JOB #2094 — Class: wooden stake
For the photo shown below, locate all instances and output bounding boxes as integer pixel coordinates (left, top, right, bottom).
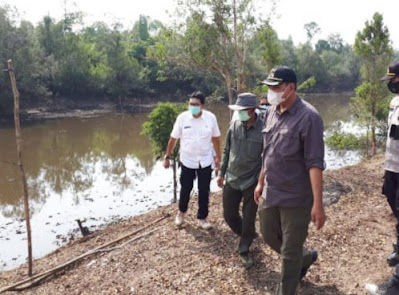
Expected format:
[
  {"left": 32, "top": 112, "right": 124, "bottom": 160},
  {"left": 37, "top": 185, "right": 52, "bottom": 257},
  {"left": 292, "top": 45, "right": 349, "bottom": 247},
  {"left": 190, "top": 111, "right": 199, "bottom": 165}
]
[{"left": 7, "top": 59, "right": 33, "bottom": 277}]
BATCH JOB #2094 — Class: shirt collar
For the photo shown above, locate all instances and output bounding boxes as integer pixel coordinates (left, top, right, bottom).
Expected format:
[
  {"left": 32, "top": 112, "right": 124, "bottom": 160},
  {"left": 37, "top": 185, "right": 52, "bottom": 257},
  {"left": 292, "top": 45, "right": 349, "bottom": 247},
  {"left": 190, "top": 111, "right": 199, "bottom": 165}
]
[{"left": 276, "top": 95, "right": 301, "bottom": 115}]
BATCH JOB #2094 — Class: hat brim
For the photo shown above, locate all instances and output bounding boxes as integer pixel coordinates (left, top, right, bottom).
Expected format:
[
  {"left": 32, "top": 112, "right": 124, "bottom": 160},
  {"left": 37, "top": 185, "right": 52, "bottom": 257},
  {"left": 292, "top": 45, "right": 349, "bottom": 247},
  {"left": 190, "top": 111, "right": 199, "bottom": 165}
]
[
  {"left": 228, "top": 105, "right": 251, "bottom": 111},
  {"left": 260, "top": 79, "right": 282, "bottom": 86}
]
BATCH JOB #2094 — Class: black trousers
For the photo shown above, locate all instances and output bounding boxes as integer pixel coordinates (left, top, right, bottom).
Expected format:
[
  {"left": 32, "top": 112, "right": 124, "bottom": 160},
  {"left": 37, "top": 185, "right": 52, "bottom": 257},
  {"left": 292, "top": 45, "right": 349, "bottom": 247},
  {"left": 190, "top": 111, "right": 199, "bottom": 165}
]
[
  {"left": 179, "top": 164, "right": 212, "bottom": 220},
  {"left": 222, "top": 182, "right": 258, "bottom": 255},
  {"left": 382, "top": 170, "right": 399, "bottom": 284},
  {"left": 383, "top": 170, "right": 399, "bottom": 237}
]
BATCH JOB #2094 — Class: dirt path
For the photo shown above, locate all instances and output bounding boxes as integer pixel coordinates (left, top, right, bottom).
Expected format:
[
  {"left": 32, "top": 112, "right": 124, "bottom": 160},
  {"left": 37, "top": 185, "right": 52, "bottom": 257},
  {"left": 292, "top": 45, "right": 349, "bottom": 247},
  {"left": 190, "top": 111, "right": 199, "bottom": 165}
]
[{"left": 0, "top": 155, "right": 395, "bottom": 295}]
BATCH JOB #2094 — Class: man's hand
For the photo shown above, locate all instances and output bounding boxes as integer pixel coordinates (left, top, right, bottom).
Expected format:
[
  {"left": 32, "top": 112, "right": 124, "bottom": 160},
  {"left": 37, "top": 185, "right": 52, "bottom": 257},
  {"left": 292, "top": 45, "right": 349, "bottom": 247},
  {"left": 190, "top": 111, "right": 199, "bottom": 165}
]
[
  {"left": 163, "top": 156, "right": 170, "bottom": 169},
  {"left": 311, "top": 203, "right": 326, "bottom": 230},
  {"left": 217, "top": 176, "right": 224, "bottom": 188},
  {"left": 254, "top": 183, "right": 263, "bottom": 205}
]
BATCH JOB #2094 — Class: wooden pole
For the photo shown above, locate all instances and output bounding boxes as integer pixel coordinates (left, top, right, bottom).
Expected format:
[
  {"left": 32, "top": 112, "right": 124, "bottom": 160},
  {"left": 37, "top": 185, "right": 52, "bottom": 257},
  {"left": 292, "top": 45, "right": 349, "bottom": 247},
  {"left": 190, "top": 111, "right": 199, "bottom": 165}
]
[{"left": 7, "top": 59, "right": 33, "bottom": 276}]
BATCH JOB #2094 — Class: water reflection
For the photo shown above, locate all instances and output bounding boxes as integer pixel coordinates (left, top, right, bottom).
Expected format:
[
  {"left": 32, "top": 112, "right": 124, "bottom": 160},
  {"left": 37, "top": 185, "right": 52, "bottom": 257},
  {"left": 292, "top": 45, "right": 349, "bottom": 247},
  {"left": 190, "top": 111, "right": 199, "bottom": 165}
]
[{"left": 0, "top": 94, "right": 360, "bottom": 270}]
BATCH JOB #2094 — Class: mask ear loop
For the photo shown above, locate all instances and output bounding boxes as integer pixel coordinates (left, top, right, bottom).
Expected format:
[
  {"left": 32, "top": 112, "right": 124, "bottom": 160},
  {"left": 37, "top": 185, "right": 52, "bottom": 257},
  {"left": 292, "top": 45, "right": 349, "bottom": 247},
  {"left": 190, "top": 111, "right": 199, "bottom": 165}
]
[{"left": 282, "top": 83, "right": 295, "bottom": 100}]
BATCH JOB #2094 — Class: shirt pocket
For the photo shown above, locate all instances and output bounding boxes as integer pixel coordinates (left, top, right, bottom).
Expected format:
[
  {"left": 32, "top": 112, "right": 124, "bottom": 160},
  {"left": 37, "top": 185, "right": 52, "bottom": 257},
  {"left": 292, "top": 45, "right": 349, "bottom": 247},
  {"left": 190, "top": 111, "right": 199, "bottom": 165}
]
[
  {"left": 277, "top": 128, "right": 301, "bottom": 157},
  {"left": 199, "top": 125, "right": 213, "bottom": 140},
  {"left": 237, "top": 133, "right": 263, "bottom": 161},
  {"left": 181, "top": 125, "right": 196, "bottom": 143}
]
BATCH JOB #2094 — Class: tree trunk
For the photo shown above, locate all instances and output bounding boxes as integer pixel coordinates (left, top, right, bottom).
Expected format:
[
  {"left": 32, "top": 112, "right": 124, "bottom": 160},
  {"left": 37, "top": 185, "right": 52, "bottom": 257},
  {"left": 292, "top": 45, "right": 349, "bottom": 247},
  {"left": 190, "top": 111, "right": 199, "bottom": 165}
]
[
  {"left": 7, "top": 59, "right": 33, "bottom": 277},
  {"left": 224, "top": 74, "right": 235, "bottom": 119},
  {"left": 118, "top": 95, "right": 124, "bottom": 113},
  {"left": 371, "top": 105, "right": 377, "bottom": 156},
  {"left": 371, "top": 125, "right": 377, "bottom": 156}
]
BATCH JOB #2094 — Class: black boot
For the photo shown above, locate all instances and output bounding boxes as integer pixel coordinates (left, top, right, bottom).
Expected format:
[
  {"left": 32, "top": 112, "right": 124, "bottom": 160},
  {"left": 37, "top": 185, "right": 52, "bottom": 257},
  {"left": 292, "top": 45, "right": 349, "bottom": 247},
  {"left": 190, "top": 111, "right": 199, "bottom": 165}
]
[
  {"left": 366, "top": 278, "right": 399, "bottom": 295},
  {"left": 387, "top": 241, "right": 399, "bottom": 267}
]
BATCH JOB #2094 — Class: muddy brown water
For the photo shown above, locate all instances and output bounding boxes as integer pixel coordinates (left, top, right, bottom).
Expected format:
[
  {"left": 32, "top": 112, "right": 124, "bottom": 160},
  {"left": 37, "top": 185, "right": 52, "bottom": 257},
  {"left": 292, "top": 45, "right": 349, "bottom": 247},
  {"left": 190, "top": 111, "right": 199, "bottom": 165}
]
[{"left": 0, "top": 94, "right": 361, "bottom": 270}]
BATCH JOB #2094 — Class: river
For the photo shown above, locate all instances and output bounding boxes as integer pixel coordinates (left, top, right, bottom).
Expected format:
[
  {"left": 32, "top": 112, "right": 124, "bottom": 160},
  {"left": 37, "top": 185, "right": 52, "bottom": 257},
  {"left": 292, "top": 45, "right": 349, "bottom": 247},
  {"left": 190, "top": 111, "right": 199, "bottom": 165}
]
[{"left": 0, "top": 94, "right": 361, "bottom": 270}]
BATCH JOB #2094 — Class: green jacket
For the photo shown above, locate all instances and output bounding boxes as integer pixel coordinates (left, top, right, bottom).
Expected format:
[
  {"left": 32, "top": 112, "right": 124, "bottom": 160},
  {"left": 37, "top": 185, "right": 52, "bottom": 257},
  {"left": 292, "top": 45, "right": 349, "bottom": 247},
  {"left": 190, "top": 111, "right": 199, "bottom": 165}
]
[{"left": 220, "top": 115, "right": 263, "bottom": 191}]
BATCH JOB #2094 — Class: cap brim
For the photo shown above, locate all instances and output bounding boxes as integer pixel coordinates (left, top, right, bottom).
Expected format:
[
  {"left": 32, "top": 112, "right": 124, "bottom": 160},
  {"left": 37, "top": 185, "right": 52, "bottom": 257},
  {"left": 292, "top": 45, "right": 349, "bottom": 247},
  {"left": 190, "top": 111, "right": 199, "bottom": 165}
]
[
  {"left": 228, "top": 105, "right": 248, "bottom": 111},
  {"left": 260, "top": 79, "right": 282, "bottom": 86},
  {"left": 380, "top": 75, "right": 395, "bottom": 81}
]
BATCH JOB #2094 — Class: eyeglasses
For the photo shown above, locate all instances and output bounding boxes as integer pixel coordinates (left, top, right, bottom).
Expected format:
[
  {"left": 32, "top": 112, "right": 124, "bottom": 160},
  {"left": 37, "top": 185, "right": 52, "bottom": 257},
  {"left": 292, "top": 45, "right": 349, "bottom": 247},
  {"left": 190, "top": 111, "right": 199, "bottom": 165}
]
[{"left": 260, "top": 103, "right": 270, "bottom": 106}]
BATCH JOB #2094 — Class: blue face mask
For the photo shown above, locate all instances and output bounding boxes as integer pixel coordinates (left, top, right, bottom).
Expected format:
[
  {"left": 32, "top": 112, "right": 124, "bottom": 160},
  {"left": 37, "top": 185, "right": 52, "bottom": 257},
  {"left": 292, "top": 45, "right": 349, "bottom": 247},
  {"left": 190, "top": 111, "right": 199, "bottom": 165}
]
[
  {"left": 189, "top": 105, "right": 201, "bottom": 116},
  {"left": 259, "top": 105, "right": 270, "bottom": 112},
  {"left": 238, "top": 110, "right": 251, "bottom": 122}
]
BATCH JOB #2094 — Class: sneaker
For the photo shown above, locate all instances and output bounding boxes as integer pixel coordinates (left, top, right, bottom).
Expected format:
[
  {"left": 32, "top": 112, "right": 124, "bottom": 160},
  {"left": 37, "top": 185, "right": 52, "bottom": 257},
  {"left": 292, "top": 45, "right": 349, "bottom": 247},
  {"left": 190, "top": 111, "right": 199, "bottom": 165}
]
[
  {"left": 197, "top": 219, "right": 212, "bottom": 230},
  {"left": 365, "top": 279, "right": 399, "bottom": 295},
  {"left": 387, "top": 242, "right": 399, "bottom": 267},
  {"left": 239, "top": 253, "right": 254, "bottom": 269},
  {"left": 175, "top": 212, "right": 185, "bottom": 227},
  {"left": 300, "top": 249, "right": 318, "bottom": 280}
]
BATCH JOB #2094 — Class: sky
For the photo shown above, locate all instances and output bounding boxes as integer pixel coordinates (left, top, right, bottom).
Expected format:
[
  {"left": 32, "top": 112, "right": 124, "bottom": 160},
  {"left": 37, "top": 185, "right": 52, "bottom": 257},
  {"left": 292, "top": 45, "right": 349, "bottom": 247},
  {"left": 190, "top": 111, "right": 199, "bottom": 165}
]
[{"left": 1, "top": 0, "right": 398, "bottom": 49}]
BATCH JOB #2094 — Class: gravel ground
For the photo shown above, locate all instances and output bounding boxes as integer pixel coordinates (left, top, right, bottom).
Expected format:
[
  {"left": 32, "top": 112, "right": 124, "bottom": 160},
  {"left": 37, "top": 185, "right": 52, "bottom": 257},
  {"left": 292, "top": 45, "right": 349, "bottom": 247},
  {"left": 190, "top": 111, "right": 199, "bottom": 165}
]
[{"left": 0, "top": 155, "right": 395, "bottom": 295}]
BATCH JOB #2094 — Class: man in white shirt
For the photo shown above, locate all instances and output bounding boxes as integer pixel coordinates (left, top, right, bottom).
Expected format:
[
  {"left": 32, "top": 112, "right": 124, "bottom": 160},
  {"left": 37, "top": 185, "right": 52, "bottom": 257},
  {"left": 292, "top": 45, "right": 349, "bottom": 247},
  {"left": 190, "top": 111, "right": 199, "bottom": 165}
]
[{"left": 163, "top": 91, "right": 221, "bottom": 230}]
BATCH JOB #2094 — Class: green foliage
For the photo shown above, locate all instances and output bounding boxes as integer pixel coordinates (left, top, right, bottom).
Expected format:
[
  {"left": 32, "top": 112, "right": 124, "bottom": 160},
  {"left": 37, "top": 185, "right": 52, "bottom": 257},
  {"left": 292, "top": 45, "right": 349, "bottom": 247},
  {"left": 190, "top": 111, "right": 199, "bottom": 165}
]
[
  {"left": 354, "top": 13, "right": 393, "bottom": 82},
  {"left": 297, "top": 76, "right": 316, "bottom": 92},
  {"left": 141, "top": 102, "right": 184, "bottom": 156},
  {"left": 256, "top": 23, "right": 282, "bottom": 72},
  {"left": 0, "top": 4, "right": 394, "bottom": 117},
  {"left": 352, "top": 12, "right": 393, "bottom": 154},
  {"left": 326, "top": 131, "right": 363, "bottom": 150}
]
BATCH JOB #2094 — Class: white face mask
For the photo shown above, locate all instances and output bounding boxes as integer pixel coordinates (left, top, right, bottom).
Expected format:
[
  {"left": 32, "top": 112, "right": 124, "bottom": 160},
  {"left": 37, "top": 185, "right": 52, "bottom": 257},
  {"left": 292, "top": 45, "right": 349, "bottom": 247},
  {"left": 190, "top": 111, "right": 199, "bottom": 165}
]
[{"left": 267, "top": 89, "right": 285, "bottom": 106}]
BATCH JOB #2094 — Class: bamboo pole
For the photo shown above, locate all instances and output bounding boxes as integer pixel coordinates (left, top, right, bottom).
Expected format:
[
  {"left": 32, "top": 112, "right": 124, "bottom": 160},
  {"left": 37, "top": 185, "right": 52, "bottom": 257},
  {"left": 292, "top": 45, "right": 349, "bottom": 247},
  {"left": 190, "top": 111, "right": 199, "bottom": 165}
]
[
  {"left": 0, "top": 214, "right": 170, "bottom": 293},
  {"left": 7, "top": 59, "right": 33, "bottom": 276}
]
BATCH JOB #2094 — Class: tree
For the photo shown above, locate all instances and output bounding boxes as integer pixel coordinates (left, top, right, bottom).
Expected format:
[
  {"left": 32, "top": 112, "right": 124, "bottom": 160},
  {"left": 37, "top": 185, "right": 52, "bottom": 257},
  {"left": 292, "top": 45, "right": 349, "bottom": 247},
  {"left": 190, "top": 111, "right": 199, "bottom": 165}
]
[
  {"left": 141, "top": 102, "right": 184, "bottom": 202},
  {"left": 279, "top": 37, "right": 298, "bottom": 70},
  {"left": 304, "top": 22, "right": 320, "bottom": 44},
  {"left": 154, "top": 0, "right": 276, "bottom": 105},
  {"left": 296, "top": 43, "right": 327, "bottom": 91},
  {"left": 352, "top": 12, "right": 393, "bottom": 155},
  {"left": 256, "top": 23, "right": 282, "bottom": 72}
]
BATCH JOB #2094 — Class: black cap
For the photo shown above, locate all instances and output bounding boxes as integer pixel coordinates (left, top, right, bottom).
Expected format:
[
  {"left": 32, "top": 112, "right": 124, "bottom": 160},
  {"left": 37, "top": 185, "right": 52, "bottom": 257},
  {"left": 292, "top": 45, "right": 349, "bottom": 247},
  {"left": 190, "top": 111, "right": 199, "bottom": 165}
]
[
  {"left": 261, "top": 66, "right": 297, "bottom": 86},
  {"left": 380, "top": 61, "right": 399, "bottom": 81}
]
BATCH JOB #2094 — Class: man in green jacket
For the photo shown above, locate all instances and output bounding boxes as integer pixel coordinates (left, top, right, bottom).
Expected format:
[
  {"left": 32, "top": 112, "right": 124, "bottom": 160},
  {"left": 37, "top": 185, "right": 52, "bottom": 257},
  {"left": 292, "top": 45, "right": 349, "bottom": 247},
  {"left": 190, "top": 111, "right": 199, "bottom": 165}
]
[{"left": 217, "top": 93, "right": 264, "bottom": 268}]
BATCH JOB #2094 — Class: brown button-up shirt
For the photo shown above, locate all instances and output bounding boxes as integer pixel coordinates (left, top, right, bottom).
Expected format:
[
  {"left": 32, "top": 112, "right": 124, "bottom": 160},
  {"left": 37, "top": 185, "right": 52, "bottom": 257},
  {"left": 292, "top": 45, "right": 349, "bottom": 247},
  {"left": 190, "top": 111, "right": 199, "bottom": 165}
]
[{"left": 262, "top": 97, "right": 325, "bottom": 207}]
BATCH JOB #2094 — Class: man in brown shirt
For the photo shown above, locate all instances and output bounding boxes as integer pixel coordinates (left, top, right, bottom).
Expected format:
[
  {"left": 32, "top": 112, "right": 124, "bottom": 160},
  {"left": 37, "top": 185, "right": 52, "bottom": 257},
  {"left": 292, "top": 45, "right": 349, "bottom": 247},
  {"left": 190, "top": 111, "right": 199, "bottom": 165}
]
[{"left": 254, "top": 66, "right": 326, "bottom": 295}]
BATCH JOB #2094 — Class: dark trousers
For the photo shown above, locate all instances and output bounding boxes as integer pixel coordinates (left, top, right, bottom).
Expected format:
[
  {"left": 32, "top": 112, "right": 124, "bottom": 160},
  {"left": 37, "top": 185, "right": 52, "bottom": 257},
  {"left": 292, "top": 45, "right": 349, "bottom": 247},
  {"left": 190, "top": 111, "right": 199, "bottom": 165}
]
[
  {"left": 222, "top": 182, "right": 258, "bottom": 255},
  {"left": 382, "top": 170, "right": 399, "bottom": 284},
  {"left": 383, "top": 170, "right": 399, "bottom": 234},
  {"left": 179, "top": 164, "right": 212, "bottom": 220},
  {"left": 258, "top": 198, "right": 312, "bottom": 295}
]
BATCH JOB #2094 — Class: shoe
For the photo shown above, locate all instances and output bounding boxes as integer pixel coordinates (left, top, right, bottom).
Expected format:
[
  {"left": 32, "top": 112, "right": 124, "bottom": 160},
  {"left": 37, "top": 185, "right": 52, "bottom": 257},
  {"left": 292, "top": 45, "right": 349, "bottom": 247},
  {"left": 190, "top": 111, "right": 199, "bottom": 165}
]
[
  {"left": 175, "top": 212, "right": 185, "bottom": 227},
  {"left": 197, "top": 219, "right": 212, "bottom": 230},
  {"left": 365, "top": 279, "right": 399, "bottom": 295},
  {"left": 239, "top": 252, "right": 254, "bottom": 269},
  {"left": 300, "top": 249, "right": 318, "bottom": 280},
  {"left": 387, "top": 242, "right": 399, "bottom": 267}
]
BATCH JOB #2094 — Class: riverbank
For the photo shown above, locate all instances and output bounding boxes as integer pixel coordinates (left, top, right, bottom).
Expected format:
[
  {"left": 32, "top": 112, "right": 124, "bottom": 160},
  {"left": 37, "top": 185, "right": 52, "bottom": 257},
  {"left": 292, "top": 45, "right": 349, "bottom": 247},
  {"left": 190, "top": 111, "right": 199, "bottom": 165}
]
[
  {"left": 0, "top": 155, "right": 394, "bottom": 294},
  {"left": 0, "top": 97, "right": 162, "bottom": 124},
  {"left": 22, "top": 100, "right": 158, "bottom": 121}
]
